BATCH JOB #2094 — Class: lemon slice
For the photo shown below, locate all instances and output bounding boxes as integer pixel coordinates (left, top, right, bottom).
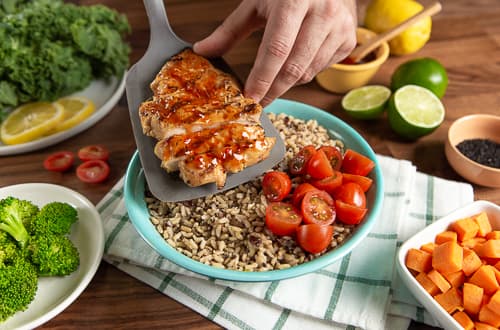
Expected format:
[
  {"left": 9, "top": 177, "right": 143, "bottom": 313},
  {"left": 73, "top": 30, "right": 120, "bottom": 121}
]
[
  {"left": 54, "top": 96, "right": 95, "bottom": 132},
  {"left": 0, "top": 102, "right": 65, "bottom": 145},
  {"left": 341, "top": 85, "right": 391, "bottom": 119},
  {"left": 387, "top": 85, "right": 445, "bottom": 140}
]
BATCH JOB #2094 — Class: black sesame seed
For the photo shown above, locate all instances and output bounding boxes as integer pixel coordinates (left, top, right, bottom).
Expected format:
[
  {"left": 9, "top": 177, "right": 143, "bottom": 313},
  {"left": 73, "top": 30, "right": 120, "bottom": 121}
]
[{"left": 455, "top": 138, "right": 500, "bottom": 169}]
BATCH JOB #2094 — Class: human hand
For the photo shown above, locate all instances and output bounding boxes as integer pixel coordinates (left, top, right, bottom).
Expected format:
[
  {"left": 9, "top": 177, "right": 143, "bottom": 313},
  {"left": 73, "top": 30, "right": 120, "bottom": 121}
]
[{"left": 194, "top": 0, "right": 357, "bottom": 106}]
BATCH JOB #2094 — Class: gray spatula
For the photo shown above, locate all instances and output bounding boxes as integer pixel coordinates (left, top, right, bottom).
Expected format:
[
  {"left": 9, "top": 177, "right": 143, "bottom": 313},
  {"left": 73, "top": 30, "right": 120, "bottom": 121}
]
[{"left": 125, "top": 0, "right": 286, "bottom": 202}]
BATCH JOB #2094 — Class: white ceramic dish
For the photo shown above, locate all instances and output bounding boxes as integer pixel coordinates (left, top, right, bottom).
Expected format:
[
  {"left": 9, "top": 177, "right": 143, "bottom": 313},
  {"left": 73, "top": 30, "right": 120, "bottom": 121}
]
[
  {"left": 0, "top": 183, "right": 104, "bottom": 330},
  {"left": 396, "top": 200, "right": 500, "bottom": 330},
  {"left": 0, "top": 74, "right": 126, "bottom": 156}
]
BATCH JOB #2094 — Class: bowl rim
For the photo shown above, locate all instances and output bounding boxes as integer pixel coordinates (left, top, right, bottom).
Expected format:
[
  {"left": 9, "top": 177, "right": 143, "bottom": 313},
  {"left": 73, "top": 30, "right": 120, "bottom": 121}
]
[
  {"left": 396, "top": 200, "right": 500, "bottom": 330},
  {"left": 331, "top": 27, "right": 390, "bottom": 71},
  {"left": 124, "top": 98, "right": 385, "bottom": 282},
  {"left": 447, "top": 114, "right": 500, "bottom": 174}
]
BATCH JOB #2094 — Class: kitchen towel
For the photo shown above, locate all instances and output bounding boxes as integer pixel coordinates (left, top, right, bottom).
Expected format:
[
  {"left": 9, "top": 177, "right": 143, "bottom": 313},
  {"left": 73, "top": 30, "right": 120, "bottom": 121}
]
[{"left": 98, "top": 155, "right": 473, "bottom": 330}]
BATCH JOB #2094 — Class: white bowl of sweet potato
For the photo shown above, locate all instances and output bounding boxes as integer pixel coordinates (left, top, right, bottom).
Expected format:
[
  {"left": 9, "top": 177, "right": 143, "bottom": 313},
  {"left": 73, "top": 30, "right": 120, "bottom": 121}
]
[{"left": 396, "top": 200, "right": 500, "bottom": 330}]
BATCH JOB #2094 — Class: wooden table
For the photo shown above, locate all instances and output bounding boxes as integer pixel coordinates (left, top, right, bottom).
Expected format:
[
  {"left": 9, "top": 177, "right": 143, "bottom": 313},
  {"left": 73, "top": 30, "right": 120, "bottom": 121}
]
[{"left": 1, "top": 0, "right": 499, "bottom": 329}]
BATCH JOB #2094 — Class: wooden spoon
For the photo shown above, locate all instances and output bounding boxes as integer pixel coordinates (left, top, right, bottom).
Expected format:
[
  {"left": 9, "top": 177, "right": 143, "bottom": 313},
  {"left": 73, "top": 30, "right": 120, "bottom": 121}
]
[{"left": 347, "top": 1, "right": 442, "bottom": 64}]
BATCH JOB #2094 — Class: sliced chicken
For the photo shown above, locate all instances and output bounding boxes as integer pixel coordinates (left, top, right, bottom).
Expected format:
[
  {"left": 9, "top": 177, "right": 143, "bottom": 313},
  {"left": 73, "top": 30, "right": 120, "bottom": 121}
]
[
  {"left": 139, "top": 48, "right": 276, "bottom": 189},
  {"left": 139, "top": 49, "right": 262, "bottom": 140}
]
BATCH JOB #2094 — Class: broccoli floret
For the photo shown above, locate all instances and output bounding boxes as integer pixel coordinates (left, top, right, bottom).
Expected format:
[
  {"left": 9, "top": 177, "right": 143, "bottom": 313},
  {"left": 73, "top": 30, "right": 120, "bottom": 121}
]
[
  {"left": 0, "top": 197, "right": 39, "bottom": 248},
  {"left": 0, "top": 245, "right": 38, "bottom": 322},
  {"left": 28, "top": 235, "right": 79, "bottom": 276},
  {"left": 30, "top": 201, "right": 78, "bottom": 236}
]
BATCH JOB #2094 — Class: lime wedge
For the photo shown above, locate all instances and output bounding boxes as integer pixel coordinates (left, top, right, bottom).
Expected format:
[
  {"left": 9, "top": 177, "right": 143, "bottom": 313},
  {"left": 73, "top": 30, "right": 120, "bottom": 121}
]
[
  {"left": 387, "top": 84, "right": 445, "bottom": 140},
  {"left": 341, "top": 85, "right": 391, "bottom": 119}
]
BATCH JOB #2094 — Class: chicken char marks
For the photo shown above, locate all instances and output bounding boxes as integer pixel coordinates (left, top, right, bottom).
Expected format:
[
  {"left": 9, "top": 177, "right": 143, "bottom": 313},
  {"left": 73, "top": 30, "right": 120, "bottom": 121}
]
[{"left": 139, "top": 49, "right": 276, "bottom": 188}]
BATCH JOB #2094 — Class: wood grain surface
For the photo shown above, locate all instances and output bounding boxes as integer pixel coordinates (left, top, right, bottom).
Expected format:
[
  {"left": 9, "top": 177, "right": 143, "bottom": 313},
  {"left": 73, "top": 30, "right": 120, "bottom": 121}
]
[{"left": 1, "top": 0, "right": 499, "bottom": 329}]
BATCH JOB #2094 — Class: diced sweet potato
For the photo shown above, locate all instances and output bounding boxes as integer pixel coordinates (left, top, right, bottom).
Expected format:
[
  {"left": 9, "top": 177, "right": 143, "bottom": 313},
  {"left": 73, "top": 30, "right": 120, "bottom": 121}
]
[
  {"left": 469, "top": 265, "right": 500, "bottom": 295},
  {"left": 474, "top": 240, "right": 500, "bottom": 259},
  {"left": 420, "top": 242, "right": 436, "bottom": 254},
  {"left": 452, "top": 217, "right": 479, "bottom": 242},
  {"left": 475, "top": 321, "right": 498, "bottom": 330},
  {"left": 478, "top": 304, "right": 500, "bottom": 328},
  {"left": 443, "top": 270, "right": 466, "bottom": 288},
  {"left": 406, "top": 248, "right": 432, "bottom": 273},
  {"left": 453, "top": 311, "right": 474, "bottom": 330},
  {"left": 427, "top": 269, "right": 451, "bottom": 293},
  {"left": 463, "top": 282, "right": 484, "bottom": 315},
  {"left": 474, "top": 212, "right": 493, "bottom": 237},
  {"left": 461, "top": 237, "right": 487, "bottom": 249},
  {"left": 435, "top": 230, "right": 457, "bottom": 244},
  {"left": 463, "top": 248, "right": 483, "bottom": 276},
  {"left": 486, "top": 231, "right": 500, "bottom": 240},
  {"left": 434, "top": 287, "right": 463, "bottom": 314},
  {"left": 487, "top": 290, "right": 500, "bottom": 313},
  {"left": 432, "top": 240, "right": 463, "bottom": 274},
  {"left": 415, "top": 272, "right": 440, "bottom": 296}
]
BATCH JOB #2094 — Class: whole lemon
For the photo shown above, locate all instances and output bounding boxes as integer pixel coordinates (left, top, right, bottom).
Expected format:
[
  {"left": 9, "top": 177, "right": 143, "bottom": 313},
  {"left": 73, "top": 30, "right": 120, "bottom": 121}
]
[{"left": 364, "top": 0, "right": 432, "bottom": 56}]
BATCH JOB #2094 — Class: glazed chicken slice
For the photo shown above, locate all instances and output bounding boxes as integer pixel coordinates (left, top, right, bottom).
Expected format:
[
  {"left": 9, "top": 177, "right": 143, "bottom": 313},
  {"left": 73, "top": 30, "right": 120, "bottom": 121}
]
[
  {"left": 178, "top": 137, "right": 276, "bottom": 188},
  {"left": 139, "top": 48, "right": 276, "bottom": 188},
  {"left": 154, "top": 123, "right": 268, "bottom": 172},
  {"left": 139, "top": 49, "right": 262, "bottom": 140}
]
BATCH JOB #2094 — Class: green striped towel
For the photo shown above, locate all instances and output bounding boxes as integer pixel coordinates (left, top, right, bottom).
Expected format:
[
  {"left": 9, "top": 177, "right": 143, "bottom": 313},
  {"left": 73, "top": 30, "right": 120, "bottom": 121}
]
[{"left": 98, "top": 155, "right": 473, "bottom": 330}]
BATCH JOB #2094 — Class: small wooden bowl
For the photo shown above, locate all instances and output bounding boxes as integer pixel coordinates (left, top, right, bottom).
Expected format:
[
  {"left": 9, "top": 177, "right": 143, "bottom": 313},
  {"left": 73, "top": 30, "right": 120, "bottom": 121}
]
[{"left": 445, "top": 114, "right": 500, "bottom": 187}]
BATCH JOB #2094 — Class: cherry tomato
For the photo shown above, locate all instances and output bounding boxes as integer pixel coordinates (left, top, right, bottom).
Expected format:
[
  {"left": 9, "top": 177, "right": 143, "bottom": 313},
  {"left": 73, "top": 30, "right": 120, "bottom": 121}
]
[
  {"left": 262, "top": 171, "right": 292, "bottom": 202},
  {"left": 341, "top": 149, "right": 375, "bottom": 176},
  {"left": 289, "top": 145, "right": 316, "bottom": 176},
  {"left": 335, "top": 200, "right": 367, "bottom": 225},
  {"left": 296, "top": 224, "right": 333, "bottom": 254},
  {"left": 291, "top": 183, "right": 318, "bottom": 207},
  {"left": 43, "top": 151, "right": 75, "bottom": 172},
  {"left": 265, "top": 202, "right": 303, "bottom": 236},
  {"left": 301, "top": 190, "right": 336, "bottom": 225},
  {"left": 76, "top": 160, "right": 110, "bottom": 183},
  {"left": 318, "top": 145, "right": 343, "bottom": 171},
  {"left": 341, "top": 173, "right": 373, "bottom": 192},
  {"left": 77, "top": 145, "right": 110, "bottom": 161},
  {"left": 306, "top": 149, "right": 334, "bottom": 179},
  {"left": 333, "top": 182, "right": 366, "bottom": 209},
  {"left": 309, "top": 170, "right": 343, "bottom": 195}
]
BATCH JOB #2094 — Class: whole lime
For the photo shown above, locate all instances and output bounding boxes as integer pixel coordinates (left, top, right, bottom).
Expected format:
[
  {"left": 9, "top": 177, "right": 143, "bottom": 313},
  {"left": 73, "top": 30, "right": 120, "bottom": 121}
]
[{"left": 390, "top": 58, "right": 448, "bottom": 98}]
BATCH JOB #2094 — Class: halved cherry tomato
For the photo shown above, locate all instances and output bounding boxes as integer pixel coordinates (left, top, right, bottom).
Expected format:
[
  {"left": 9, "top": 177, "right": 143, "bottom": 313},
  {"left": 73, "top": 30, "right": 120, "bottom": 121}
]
[
  {"left": 341, "top": 149, "right": 375, "bottom": 176},
  {"left": 43, "top": 151, "right": 75, "bottom": 172},
  {"left": 289, "top": 145, "right": 316, "bottom": 176},
  {"left": 318, "top": 145, "right": 343, "bottom": 171},
  {"left": 333, "top": 182, "right": 366, "bottom": 209},
  {"left": 265, "top": 202, "right": 303, "bottom": 236},
  {"left": 76, "top": 160, "right": 110, "bottom": 183},
  {"left": 77, "top": 145, "right": 110, "bottom": 161},
  {"left": 309, "top": 170, "right": 343, "bottom": 195},
  {"left": 335, "top": 200, "right": 367, "bottom": 225},
  {"left": 291, "top": 183, "right": 318, "bottom": 207},
  {"left": 306, "top": 149, "right": 334, "bottom": 179},
  {"left": 341, "top": 173, "right": 373, "bottom": 192},
  {"left": 296, "top": 224, "right": 333, "bottom": 254},
  {"left": 301, "top": 190, "right": 336, "bottom": 225},
  {"left": 262, "top": 171, "right": 292, "bottom": 202}
]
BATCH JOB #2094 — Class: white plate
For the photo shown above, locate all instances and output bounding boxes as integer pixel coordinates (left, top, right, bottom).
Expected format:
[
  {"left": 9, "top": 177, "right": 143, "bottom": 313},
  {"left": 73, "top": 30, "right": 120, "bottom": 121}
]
[
  {"left": 0, "top": 183, "right": 104, "bottom": 330},
  {"left": 0, "top": 74, "right": 126, "bottom": 156},
  {"left": 396, "top": 200, "right": 500, "bottom": 330}
]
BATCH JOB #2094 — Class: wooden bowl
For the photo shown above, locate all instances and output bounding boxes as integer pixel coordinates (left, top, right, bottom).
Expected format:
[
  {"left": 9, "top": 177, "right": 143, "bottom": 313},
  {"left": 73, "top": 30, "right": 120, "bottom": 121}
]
[{"left": 445, "top": 114, "right": 500, "bottom": 187}]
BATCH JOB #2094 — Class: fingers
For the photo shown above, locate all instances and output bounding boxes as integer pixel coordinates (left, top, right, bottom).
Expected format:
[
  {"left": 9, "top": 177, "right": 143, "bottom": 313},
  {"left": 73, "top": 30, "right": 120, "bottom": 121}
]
[
  {"left": 193, "top": 1, "right": 263, "bottom": 57},
  {"left": 257, "top": 10, "right": 333, "bottom": 105},
  {"left": 244, "top": 1, "right": 308, "bottom": 102}
]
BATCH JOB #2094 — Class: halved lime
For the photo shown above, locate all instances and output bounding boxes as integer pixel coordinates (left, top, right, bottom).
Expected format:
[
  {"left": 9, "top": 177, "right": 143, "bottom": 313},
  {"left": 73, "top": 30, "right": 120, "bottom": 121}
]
[
  {"left": 341, "top": 85, "right": 391, "bottom": 119},
  {"left": 387, "top": 85, "right": 445, "bottom": 140}
]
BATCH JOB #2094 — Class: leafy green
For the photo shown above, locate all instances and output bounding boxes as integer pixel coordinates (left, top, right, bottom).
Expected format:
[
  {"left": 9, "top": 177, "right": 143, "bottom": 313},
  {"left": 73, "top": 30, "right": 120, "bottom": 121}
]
[{"left": 0, "top": 0, "right": 131, "bottom": 119}]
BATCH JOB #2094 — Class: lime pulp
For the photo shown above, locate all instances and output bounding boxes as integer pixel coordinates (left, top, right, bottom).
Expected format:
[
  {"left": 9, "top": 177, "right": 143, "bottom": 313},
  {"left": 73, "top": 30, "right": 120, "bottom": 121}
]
[{"left": 341, "top": 85, "right": 391, "bottom": 119}]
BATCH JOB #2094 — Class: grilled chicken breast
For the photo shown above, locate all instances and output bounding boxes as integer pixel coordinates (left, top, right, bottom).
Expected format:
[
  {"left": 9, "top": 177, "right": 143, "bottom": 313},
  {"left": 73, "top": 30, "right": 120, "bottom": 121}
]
[
  {"left": 140, "top": 49, "right": 262, "bottom": 140},
  {"left": 139, "top": 48, "right": 276, "bottom": 188}
]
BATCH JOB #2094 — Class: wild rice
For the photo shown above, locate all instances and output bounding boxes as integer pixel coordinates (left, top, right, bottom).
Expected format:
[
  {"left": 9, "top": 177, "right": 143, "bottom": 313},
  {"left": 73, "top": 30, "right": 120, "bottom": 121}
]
[{"left": 145, "top": 113, "right": 354, "bottom": 271}]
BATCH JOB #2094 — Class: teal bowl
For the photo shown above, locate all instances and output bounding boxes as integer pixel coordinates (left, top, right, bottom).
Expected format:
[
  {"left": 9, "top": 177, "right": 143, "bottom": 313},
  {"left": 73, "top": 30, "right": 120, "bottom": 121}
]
[{"left": 124, "top": 98, "right": 384, "bottom": 282}]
